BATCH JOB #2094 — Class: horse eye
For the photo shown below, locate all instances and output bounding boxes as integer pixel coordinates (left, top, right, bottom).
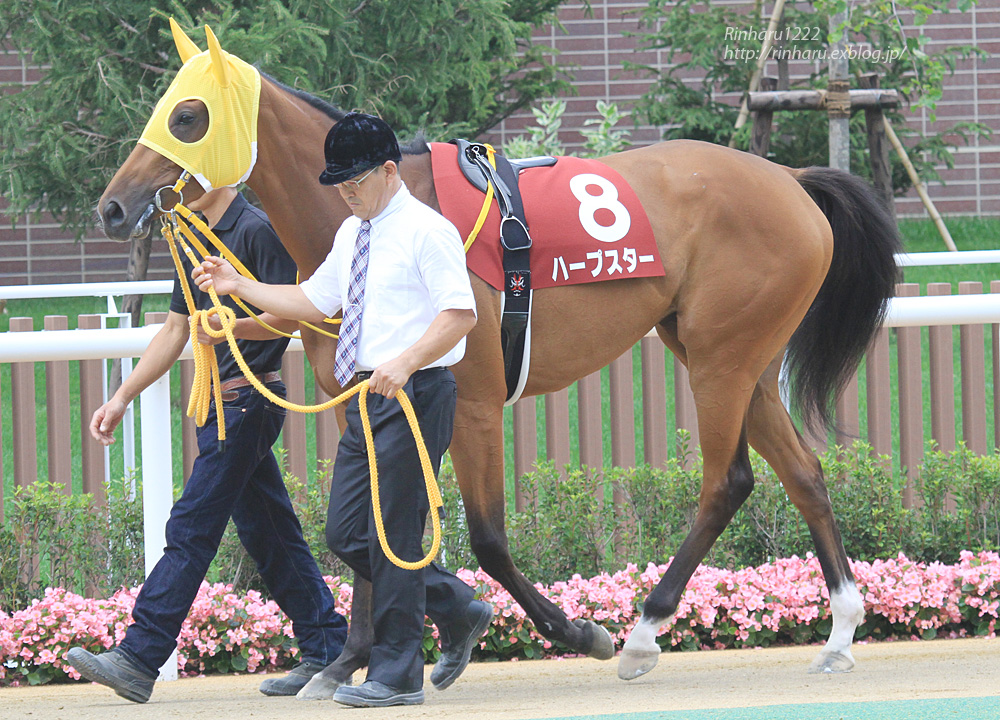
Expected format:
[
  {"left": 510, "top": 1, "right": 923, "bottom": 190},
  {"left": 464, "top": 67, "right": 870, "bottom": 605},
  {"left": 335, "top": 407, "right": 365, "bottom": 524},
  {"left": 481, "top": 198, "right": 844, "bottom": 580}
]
[{"left": 177, "top": 112, "right": 195, "bottom": 125}]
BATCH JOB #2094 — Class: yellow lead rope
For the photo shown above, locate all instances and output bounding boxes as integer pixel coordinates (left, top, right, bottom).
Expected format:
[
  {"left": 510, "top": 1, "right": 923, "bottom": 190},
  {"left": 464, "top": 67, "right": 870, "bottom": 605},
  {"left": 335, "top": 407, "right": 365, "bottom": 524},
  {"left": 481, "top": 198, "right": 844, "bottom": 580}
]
[
  {"left": 464, "top": 143, "right": 497, "bottom": 252},
  {"left": 160, "top": 179, "right": 442, "bottom": 570}
]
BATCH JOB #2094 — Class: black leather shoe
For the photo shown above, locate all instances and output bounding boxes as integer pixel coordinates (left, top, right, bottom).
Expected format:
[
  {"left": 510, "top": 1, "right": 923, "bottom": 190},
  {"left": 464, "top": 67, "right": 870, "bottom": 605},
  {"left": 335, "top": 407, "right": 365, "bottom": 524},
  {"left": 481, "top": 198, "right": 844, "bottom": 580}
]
[
  {"left": 431, "top": 599, "right": 494, "bottom": 690},
  {"left": 65, "top": 647, "right": 156, "bottom": 704},
  {"left": 333, "top": 680, "right": 424, "bottom": 707},
  {"left": 259, "top": 659, "right": 327, "bottom": 696}
]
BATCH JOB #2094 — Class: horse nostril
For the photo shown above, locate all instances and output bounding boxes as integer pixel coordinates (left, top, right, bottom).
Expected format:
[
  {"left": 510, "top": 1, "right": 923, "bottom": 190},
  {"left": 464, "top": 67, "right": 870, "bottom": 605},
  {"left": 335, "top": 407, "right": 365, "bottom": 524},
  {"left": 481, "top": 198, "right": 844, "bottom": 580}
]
[{"left": 103, "top": 200, "right": 126, "bottom": 228}]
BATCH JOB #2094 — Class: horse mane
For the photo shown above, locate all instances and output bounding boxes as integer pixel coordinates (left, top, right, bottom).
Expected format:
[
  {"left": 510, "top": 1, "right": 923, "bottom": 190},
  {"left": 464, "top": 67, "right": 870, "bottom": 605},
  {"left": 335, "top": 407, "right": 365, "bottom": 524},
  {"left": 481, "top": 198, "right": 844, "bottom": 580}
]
[{"left": 260, "top": 72, "right": 430, "bottom": 156}]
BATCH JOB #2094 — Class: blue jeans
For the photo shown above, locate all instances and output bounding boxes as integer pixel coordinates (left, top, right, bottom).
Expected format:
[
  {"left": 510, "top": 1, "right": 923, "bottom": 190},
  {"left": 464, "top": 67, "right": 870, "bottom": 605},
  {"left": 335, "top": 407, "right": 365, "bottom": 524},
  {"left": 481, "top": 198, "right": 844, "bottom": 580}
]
[{"left": 119, "top": 381, "right": 348, "bottom": 676}]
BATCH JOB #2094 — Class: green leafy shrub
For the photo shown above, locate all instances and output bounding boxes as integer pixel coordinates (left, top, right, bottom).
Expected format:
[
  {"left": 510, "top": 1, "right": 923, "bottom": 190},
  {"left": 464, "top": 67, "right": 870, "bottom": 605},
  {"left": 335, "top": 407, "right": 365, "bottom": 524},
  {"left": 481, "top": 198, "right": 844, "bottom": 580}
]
[
  {"left": 0, "top": 477, "right": 141, "bottom": 612},
  {"left": 464, "top": 438, "right": 1000, "bottom": 584}
]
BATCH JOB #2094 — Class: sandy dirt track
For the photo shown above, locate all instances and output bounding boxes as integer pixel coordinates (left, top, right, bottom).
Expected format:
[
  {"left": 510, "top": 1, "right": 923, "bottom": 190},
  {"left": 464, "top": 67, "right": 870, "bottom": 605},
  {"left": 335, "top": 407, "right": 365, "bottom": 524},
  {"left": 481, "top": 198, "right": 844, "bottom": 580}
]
[{"left": 4, "top": 637, "right": 999, "bottom": 720}]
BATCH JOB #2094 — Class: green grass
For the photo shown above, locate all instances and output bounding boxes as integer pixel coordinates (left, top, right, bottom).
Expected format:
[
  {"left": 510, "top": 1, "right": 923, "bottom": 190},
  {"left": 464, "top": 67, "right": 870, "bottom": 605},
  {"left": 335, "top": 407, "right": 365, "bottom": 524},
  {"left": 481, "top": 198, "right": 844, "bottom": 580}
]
[
  {"left": 3, "top": 217, "right": 999, "bottom": 514},
  {"left": 898, "top": 216, "right": 1000, "bottom": 289}
]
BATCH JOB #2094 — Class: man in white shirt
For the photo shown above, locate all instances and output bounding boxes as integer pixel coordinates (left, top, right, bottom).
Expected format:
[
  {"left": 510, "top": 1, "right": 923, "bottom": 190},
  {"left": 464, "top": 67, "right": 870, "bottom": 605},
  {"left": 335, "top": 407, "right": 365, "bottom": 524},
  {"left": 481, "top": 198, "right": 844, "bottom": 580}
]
[{"left": 193, "top": 113, "right": 493, "bottom": 707}]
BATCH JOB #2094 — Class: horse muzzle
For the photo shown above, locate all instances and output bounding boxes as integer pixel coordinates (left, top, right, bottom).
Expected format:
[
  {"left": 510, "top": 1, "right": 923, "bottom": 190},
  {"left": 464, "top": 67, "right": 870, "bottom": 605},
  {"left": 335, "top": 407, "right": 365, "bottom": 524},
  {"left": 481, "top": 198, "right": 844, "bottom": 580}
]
[{"left": 100, "top": 198, "right": 156, "bottom": 242}]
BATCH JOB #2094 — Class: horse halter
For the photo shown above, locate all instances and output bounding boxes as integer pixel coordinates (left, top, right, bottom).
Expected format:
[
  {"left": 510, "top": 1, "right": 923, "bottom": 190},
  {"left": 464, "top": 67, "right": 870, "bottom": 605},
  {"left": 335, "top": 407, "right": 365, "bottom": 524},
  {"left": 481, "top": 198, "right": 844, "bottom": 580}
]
[{"left": 154, "top": 170, "right": 191, "bottom": 216}]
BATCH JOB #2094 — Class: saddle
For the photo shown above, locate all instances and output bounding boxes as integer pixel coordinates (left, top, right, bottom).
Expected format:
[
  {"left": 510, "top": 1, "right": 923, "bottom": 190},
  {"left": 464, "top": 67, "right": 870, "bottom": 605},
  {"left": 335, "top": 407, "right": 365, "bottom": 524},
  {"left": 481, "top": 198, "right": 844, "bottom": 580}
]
[{"left": 452, "top": 139, "right": 556, "bottom": 405}]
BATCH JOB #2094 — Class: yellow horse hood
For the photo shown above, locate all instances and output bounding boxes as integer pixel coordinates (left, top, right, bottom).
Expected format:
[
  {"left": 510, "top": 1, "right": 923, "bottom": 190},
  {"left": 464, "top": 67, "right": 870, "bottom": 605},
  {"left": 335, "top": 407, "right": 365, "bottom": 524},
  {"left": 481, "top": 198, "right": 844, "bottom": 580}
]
[{"left": 138, "top": 21, "right": 260, "bottom": 192}]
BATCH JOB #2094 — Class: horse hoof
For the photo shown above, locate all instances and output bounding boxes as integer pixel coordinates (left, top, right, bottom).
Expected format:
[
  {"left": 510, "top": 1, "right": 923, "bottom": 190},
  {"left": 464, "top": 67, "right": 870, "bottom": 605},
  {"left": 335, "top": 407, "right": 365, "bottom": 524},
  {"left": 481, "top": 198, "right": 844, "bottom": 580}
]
[
  {"left": 807, "top": 649, "right": 855, "bottom": 674},
  {"left": 573, "top": 619, "right": 615, "bottom": 661},
  {"left": 296, "top": 670, "right": 352, "bottom": 700},
  {"left": 617, "top": 647, "right": 660, "bottom": 680}
]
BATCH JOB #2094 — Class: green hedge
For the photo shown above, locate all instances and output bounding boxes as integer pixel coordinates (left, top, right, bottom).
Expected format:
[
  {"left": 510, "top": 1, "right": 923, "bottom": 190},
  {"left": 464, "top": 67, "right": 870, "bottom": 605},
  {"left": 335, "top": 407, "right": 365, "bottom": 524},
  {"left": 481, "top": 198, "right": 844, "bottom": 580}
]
[{"left": 2, "top": 439, "right": 998, "bottom": 613}]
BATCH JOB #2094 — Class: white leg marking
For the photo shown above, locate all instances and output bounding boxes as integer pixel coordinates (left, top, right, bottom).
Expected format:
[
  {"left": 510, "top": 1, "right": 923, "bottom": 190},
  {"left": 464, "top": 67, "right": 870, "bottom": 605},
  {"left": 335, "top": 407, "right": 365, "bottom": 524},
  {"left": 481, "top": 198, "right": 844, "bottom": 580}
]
[
  {"left": 618, "top": 615, "right": 671, "bottom": 681},
  {"left": 809, "top": 583, "right": 865, "bottom": 674}
]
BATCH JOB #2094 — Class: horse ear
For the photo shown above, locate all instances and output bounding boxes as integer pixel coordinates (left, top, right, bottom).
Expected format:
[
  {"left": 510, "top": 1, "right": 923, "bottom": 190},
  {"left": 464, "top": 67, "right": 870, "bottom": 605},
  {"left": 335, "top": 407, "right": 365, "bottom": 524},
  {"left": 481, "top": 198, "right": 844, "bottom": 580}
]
[
  {"left": 169, "top": 17, "right": 201, "bottom": 64},
  {"left": 204, "top": 25, "right": 232, "bottom": 87}
]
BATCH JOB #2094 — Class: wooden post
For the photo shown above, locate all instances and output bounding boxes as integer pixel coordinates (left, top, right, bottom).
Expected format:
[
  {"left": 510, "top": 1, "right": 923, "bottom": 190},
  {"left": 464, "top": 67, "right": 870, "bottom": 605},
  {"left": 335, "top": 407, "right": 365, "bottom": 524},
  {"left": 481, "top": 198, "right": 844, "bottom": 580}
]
[
  {"left": 749, "top": 76, "right": 778, "bottom": 158},
  {"left": 282, "top": 353, "right": 308, "bottom": 499},
  {"left": 640, "top": 336, "right": 668, "bottom": 468},
  {"left": 775, "top": 20, "right": 789, "bottom": 91},
  {"left": 609, "top": 352, "right": 635, "bottom": 469},
  {"left": 609, "top": 350, "right": 635, "bottom": 547},
  {"left": 578, "top": 371, "right": 603, "bottom": 471},
  {"left": 314, "top": 383, "right": 340, "bottom": 475},
  {"left": 78, "top": 315, "right": 106, "bottom": 504},
  {"left": 11, "top": 317, "right": 37, "bottom": 490},
  {"left": 44, "top": 316, "right": 72, "bottom": 492},
  {"left": 545, "top": 389, "right": 571, "bottom": 479},
  {"left": 895, "top": 284, "right": 924, "bottom": 505},
  {"left": 858, "top": 73, "right": 896, "bottom": 220},
  {"left": 748, "top": 89, "right": 898, "bottom": 112},
  {"left": 927, "top": 283, "right": 956, "bottom": 454},
  {"left": 834, "top": 371, "right": 860, "bottom": 449},
  {"left": 959, "top": 282, "right": 987, "bottom": 455},
  {"left": 866, "top": 328, "right": 892, "bottom": 461}
]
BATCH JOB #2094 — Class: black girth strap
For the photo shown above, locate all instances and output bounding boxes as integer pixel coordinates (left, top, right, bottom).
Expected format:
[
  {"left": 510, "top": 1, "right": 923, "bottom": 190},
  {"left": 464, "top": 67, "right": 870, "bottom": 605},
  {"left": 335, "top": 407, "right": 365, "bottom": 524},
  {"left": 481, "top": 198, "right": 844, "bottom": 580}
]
[{"left": 460, "top": 141, "right": 532, "bottom": 403}]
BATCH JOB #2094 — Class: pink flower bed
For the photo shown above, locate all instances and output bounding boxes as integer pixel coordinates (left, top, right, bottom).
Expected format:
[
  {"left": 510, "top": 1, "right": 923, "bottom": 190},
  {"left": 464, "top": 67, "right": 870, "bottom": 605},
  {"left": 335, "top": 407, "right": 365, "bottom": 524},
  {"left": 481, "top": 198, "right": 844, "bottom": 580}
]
[{"left": 3, "top": 552, "right": 998, "bottom": 686}]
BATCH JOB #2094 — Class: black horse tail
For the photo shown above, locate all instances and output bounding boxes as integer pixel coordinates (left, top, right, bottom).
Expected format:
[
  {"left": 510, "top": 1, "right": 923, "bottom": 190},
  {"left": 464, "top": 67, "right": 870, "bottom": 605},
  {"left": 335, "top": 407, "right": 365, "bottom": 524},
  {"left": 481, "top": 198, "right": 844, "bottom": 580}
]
[{"left": 787, "top": 167, "right": 902, "bottom": 431}]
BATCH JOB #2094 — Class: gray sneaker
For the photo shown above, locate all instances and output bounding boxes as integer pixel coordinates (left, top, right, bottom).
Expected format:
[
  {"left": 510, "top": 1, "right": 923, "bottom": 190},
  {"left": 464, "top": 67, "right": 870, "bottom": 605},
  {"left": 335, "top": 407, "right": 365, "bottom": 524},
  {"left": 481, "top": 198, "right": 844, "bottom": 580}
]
[
  {"left": 333, "top": 680, "right": 424, "bottom": 707},
  {"left": 258, "top": 659, "right": 327, "bottom": 696},
  {"left": 65, "top": 647, "right": 156, "bottom": 704}
]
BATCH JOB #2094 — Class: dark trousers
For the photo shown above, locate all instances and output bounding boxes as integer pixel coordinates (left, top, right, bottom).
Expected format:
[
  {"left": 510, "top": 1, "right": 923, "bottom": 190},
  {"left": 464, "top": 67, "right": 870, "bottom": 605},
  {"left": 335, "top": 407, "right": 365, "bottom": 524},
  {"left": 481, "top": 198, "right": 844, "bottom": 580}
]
[
  {"left": 119, "top": 382, "right": 348, "bottom": 677},
  {"left": 326, "top": 367, "right": 474, "bottom": 691}
]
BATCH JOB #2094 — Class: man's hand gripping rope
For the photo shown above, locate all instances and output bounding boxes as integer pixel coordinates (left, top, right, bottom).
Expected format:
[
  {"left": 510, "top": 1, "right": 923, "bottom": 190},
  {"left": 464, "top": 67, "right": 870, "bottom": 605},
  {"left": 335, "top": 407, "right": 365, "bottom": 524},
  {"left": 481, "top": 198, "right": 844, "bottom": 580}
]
[{"left": 159, "top": 187, "right": 443, "bottom": 571}]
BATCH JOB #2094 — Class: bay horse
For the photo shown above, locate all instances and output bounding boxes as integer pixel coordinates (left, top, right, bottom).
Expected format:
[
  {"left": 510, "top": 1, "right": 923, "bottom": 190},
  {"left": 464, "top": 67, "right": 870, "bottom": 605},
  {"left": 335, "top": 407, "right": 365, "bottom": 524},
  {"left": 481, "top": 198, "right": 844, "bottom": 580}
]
[{"left": 98, "top": 25, "right": 901, "bottom": 687}]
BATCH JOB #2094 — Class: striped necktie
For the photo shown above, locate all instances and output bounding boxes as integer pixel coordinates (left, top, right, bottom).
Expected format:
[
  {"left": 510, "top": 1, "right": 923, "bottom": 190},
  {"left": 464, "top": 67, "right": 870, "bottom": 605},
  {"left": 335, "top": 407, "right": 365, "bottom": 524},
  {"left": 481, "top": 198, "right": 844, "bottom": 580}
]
[{"left": 334, "top": 220, "right": 371, "bottom": 386}]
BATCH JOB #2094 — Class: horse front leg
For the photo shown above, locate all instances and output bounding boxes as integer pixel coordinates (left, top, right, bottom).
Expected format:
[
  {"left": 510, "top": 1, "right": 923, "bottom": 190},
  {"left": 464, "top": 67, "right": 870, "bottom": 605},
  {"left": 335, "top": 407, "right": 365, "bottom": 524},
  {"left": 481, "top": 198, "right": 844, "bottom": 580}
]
[
  {"left": 619, "top": 367, "right": 757, "bottom": 680},
  {"left": 450, "top": 394, "right": 615, "bottom": 660},
  {"left": 297, "top": 576, "right": 373, "bottom": 699}
]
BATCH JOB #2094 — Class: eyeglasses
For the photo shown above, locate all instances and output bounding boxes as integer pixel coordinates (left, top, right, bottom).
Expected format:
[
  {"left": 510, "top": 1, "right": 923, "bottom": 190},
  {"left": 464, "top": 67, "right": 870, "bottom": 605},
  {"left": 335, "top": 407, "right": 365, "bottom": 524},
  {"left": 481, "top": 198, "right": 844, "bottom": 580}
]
[{"left": 334, "top": 166, "right": 379, "bottom": 191}]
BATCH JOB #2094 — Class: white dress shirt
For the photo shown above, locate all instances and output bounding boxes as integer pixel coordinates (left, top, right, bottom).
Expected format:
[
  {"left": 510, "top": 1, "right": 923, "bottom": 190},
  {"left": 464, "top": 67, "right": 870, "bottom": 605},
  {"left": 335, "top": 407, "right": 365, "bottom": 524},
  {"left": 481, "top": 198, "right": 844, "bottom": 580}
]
[{"left": 299, "top": 183, "right": 476, "bottom": 371}]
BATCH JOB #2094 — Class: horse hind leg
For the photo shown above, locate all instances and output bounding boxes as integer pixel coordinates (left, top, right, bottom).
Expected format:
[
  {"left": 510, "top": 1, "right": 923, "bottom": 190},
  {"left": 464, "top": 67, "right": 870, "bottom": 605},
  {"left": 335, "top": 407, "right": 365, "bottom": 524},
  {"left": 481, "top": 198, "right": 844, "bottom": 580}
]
[
  {"left": 619, "top": 365, "right": 757, "bottom": 680},
  {"left": 747, "top": 359, "right": 864, "bottom": 673}
]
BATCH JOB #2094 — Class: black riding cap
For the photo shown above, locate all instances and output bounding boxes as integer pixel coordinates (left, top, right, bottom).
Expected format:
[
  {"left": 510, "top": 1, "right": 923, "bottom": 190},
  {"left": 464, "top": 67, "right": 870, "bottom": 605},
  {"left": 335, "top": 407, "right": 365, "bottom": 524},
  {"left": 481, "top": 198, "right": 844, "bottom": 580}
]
[{"left": 318, "top": 112, "right": 402, "bottom": 186}]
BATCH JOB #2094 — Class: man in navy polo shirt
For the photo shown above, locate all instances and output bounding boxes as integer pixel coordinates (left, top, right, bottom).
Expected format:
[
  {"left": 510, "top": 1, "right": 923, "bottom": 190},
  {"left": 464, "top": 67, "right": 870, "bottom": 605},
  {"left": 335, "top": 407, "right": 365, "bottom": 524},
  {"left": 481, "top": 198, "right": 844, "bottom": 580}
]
[{"left": 68, "top": 186, "right": 348, "bottom": 703}]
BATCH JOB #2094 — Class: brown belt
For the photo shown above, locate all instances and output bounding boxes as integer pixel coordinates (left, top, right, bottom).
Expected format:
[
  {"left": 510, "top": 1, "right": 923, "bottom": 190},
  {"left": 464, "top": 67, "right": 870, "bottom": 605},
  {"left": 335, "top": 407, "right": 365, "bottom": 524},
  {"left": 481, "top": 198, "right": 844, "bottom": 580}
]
[{"left": 220, "top": 371, "right": 281, "bottom": 393}]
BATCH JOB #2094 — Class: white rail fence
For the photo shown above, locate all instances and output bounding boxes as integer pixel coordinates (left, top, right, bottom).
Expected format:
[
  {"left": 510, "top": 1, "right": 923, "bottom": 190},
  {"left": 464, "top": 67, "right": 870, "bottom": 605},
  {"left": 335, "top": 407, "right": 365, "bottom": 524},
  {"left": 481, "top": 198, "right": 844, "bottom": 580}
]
[{"left": 1, "top": 252, "right": 998, "bottom": 624}]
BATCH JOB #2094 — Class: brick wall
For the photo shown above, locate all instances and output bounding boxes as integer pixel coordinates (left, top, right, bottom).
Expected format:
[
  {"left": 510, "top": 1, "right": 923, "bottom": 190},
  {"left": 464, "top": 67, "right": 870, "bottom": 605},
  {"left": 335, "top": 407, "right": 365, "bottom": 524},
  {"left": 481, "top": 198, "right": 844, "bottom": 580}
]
[
  {"left": 1, "top": 2, "right": 996, "bottom": 285},
  {"left": 488, "top": 0, "right": 1000, "bottom": 217},
  {"left": 0, "top": 45, "right": 176, "bottom": 286}
]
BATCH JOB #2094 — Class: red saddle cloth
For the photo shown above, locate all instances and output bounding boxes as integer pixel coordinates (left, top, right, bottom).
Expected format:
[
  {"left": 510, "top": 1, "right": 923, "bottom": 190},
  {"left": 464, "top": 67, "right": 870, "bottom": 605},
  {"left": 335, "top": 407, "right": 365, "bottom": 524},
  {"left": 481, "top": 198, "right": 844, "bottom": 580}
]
[{"left": 429, "top": 142, "right": 663, "bottom": 291}]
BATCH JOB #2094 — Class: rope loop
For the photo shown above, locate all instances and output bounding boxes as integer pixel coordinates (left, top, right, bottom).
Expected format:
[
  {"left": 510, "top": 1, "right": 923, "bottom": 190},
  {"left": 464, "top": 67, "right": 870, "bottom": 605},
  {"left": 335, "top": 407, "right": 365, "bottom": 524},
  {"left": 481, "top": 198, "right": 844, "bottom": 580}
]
[{"left": 160, "top": 196, "right": 442, "bottom": 570}]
